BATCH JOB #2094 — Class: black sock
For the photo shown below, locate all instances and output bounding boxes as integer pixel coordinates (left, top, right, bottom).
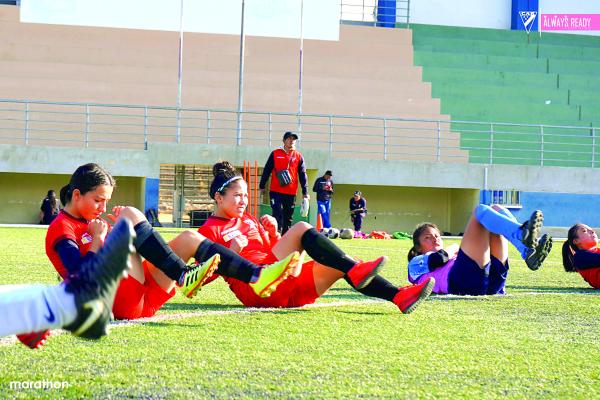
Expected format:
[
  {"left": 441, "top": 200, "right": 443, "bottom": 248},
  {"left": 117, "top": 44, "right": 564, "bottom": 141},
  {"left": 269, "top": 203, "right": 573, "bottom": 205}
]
[
  {"left": 300, "top": 228, "right": 356, "bottom": 273},
  {"left": 133, "top": 221, "right": 187, "bottom": 282},
  {"left": 194, "top": 239, "right": 259, "bottom": 283},
  {"left": 346, "top": 275, "right": 398, "bottom": 301}
]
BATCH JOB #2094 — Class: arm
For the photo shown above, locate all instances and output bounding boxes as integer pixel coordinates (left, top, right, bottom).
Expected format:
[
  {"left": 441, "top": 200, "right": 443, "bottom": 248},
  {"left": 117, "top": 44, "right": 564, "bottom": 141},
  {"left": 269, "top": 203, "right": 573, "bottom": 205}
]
[
  {"left": 297, "top": 155, "right": 309, "bottom": 197},
  {"left": 55, "top": 239, "right": 96, "bottom": 275},
  {"left": 259, "top": 152, "right": 275, "bottom": 190},
  {"left": 573, "top": 249, "right": 600, "bottom": 270},
  {"left": 312, "top": 178, "right": 321, "bottom": 194}
]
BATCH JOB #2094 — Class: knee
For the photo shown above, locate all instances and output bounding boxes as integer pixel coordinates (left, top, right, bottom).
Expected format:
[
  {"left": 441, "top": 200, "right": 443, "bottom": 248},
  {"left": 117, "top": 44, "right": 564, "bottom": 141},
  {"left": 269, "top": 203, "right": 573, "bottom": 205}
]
[
  {"left": 293, "top": 221, "right": 312, "bottom": 233},
  {"left": 118, "top": 206, "right": 146, "bottom": 224}
]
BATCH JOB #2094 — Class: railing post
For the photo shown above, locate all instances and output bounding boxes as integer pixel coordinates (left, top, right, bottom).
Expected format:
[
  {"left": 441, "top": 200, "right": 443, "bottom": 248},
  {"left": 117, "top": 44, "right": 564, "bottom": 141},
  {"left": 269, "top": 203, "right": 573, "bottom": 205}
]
[
  {"left": 592, "top": 127, "right": 596, "bottom": 168},
  {"left": 268, "top": 112, "right": 272, "bottom": 148},
  {"left": 143, "top": 106, "right": 148, "bottom": 150},
  {"left": 329, "top": 115, "right": 334, "bottom": 154},
  {"left": 540, "top": 125, "right": 544, "bottom": 166},
  {"left": 24, "top": 102, "right": 29, "bottom": 145},
  {"left": 85, "top": 104, "right": 90, "bottom": 148},
  {"left": 436, "top": 121, "right": 441, "bottom": 162},
  {"left": 176, "top": 108, "right": 181, "bottom": 144},
  {"left": 489, "top": 123, "right": 494, "bottom": 164},
  {"left": 383, "top": 118, "right": 388, "bottom": 160},
  {"left": 206, "top": 110, "right": 211, "bottom": 144}
]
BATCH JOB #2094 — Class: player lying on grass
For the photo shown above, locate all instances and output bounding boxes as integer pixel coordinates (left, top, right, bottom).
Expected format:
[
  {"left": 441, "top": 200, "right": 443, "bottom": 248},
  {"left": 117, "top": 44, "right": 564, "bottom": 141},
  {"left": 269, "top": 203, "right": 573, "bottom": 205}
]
[
  {"left": 562, "top": 223, "right": 600, "bottom": 289},
  {"left": 1, "top": 218, "right": 134, "bottom": 346},
  {"left": 408, "top": 204, "right": 553, "bottom": 296},
  {"left": 194, "top": 161, "right": 434, "bottom": 312},
  {"left": 18, "top": 163, "right": 300, "bottom": 349}
]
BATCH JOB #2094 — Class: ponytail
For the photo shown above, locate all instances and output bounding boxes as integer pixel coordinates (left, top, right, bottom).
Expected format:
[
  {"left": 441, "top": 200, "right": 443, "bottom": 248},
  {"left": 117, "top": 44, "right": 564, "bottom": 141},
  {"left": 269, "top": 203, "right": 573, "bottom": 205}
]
[
  {"left": 562, "top": 224, "right": 583, "bottom": 272},
  {"left": 61, "top": 163, "right": 115, "bottom": 206}
]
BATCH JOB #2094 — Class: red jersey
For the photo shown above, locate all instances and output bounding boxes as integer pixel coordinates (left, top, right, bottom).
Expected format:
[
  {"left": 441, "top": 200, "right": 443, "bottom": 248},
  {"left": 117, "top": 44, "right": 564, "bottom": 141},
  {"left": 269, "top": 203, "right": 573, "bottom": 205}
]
[
  {"left": 577, "top": 248, "right": 600, "bottom": 289},
  {"left": 45, "top": 210, "right": 94, "bottom": 279},
  {"left": 260, "top": 148, "right": 307, "bottom": 196},
  {"left": 198, "top": 214, "right": 276, "bottom": 266}
]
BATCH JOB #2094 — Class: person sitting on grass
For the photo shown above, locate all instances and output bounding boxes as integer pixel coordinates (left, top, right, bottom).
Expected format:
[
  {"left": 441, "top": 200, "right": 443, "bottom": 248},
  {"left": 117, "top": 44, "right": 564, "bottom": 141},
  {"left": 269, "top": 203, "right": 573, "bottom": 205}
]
[
  {"left": 407, "top": 204, "right": 553, "bottom": 296},
  {"left": 1, "top": 217, "right": 134, "bottom": 348},
  {"left": 562, "top": 223, "right": 600, "bottom": 289},
  {"left": 196, "top": 161, "right": 434, "bottom": 313},
  {"left": 18, "top": 163, "right": 300, "bottom": 349}
]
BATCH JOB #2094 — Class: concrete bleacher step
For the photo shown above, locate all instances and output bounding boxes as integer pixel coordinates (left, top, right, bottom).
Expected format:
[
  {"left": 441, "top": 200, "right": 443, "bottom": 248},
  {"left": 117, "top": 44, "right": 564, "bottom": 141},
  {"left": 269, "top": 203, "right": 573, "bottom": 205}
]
[
  {"left": 431, "top": 83, "right": 569, "bottom": 105},
  {"left": 421, "top": 67, "right": 558, "bottom": 88},
  {"left": 414, "top": 37, "right": 537, "bottom": 58},
  {"left": 414, "top": 50, "right": 548, "bottom": 73}
]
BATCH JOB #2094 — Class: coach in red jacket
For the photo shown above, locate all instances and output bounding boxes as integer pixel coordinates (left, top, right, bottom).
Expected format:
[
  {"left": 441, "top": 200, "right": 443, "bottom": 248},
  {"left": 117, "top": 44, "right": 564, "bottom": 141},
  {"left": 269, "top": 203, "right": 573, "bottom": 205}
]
[{"left": 259, "top": 131, "right": 309, "bottom": 234}]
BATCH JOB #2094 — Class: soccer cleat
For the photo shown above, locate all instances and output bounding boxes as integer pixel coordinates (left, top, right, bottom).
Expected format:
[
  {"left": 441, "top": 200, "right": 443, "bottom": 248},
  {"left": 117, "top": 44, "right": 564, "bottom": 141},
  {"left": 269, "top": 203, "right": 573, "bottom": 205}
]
[
  {"left": 524, "top": 234, "right": 553, "bottom": 271},
  {"left": 346, "top": 256, "right": 387, "bottom": 290},
  {"left": 179, "top": 254, "right": 220, "bottom": 298},
  {"left": 250, "top": 251, "right": 300, "bottom": 298},
  {"left": 520, "top": 210, "right": 543, "bottom": 248},
  {"left": 17, "top": 330, "right": 51, "bottom": 349},
  {"left": 63, "top": 218, "right": 135, "bottom": 340},
  {"left": 393, "top": 277, "right": 435, "bottom": 314}
]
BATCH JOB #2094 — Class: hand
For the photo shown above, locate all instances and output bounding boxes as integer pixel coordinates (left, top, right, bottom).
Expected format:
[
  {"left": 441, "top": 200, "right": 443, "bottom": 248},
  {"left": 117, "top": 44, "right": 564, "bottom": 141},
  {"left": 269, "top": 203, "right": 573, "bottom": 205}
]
[
  {"left": 260, "top": 214, "right": 279, "bottom": 237},
  {"left": 106, "top": 205, "right": 126, "bottom": 224},
  {"left": 229, "top": 235, "right": 248, "bottom": 253},
  {"left": 304, "top": 194, "right": 310, "bottom": 200},
  {"left": 88, "top": 218, "right": 108, "bottom": 242}
]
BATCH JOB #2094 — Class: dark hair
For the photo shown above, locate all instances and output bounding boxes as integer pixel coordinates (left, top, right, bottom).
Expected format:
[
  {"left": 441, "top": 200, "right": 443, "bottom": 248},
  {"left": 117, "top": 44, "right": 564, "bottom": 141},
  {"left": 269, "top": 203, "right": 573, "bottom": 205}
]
[
  {"left": 209, "top": 161, "right": 242, "bottom": 199},
  {"left": 562, "top": 223, "right": 585, "bottom": 272},
  {"left": 407, "top": 222, "right": 440, "bottom": 262},
  {"left": 46, "top": 189, "right": 59, "bottom": 214},
  {"left": 60, "top": 163, "right": 115, "bottom": 206}
]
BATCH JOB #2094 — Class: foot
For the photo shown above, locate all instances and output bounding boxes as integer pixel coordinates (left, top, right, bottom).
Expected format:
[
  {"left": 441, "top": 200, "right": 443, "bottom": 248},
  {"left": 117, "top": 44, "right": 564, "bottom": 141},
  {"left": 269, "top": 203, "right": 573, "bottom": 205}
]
[
  {"left": 393, "top": 277, "right": 435, "bottom": 314},
  {"left": 520, "top": 210, "right": 543, "bottom": 248},
  {"left": 179, "top": 254, "right": 220, "bottom": 298},
  {"left": 63, "top": 218, "right": 135, "bottom": 339},
  {"left": 250, "top": 252, "right": 300, "bottom": 298},
  {"left": 524, "top": 234, "right": 553, "bottom": 271},
  {"left": 346, "top": 256, "right": 387, "bottom": 289},
  {"left": 17, "top": 330, "right": 51, "bottom": 349}
]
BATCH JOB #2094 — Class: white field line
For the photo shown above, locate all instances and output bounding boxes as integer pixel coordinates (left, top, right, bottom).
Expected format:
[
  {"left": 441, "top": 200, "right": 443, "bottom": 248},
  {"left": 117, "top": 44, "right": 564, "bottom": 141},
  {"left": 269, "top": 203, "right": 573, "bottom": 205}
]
[{"left": 2, "top": 291, "right": 597, "bottom": 347}]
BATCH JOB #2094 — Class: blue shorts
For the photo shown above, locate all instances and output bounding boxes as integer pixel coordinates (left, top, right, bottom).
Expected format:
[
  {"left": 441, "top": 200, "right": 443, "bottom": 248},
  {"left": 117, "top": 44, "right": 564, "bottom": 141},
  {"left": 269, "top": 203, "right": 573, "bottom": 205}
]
[{"left": 448, "top": 249, "right": 509, "bottom": 296}]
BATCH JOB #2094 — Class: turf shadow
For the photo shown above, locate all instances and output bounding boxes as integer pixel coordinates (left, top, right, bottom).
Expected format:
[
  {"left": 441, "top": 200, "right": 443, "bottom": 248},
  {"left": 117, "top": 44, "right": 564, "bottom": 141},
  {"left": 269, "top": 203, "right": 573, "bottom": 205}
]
[{"left": 508, "top": 285, "right": 599, "bottom": 293}]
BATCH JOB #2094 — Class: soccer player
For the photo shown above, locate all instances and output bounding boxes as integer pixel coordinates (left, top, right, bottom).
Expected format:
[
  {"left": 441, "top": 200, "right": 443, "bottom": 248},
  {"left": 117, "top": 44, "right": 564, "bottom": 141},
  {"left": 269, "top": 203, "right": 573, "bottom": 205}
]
[
  {"left": 196, "top": 161, "right": 434, "bottom": 312},
  {"left": 562, "top": 223, "right": 600, "bottom": 289},
  {"left": 312, "top": 170, "right": 334, "bottom": 230},
  {"left": 3, "top": 217, "right": 134, "bottom": 348},
  {"left": 19, "top": 163, "right": 300, "bottom": 349},
  {"left": 407, "top": 204, "right": 553, "bottom": 296},
  {"left": 259, "top": 131, "right": 309, "bottom": 235}
]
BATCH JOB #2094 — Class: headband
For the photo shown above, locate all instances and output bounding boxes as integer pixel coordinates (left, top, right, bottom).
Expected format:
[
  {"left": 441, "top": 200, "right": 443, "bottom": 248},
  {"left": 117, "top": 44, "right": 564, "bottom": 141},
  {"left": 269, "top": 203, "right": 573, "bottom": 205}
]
[{"left": 216, "top": 176, "right": 243, "bottom": 194}]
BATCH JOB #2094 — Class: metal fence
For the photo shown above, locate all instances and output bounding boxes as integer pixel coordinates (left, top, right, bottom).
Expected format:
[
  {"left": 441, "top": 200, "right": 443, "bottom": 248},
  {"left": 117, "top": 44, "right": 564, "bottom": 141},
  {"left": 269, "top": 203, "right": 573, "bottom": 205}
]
[
  {"left": 0, "top": 99, "right": 598, "bottom": 168},
  {"left": 340, "top": 0, "right": 410, "bottom": 27}
]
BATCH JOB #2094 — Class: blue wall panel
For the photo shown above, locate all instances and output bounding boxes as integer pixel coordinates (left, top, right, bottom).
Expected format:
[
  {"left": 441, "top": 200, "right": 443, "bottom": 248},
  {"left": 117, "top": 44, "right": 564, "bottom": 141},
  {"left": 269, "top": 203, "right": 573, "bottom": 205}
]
[
  {"left": 144, "top": 177, "right": 159, "bottom": 212},
  {"left": 509, "top": 191, "right": 600, "bottom": 227}
]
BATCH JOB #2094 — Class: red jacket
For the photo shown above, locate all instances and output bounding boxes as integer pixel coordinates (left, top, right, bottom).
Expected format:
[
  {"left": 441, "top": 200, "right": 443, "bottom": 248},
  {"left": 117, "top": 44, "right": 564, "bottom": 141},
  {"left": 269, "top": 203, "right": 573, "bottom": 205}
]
[{"left": 259, "top": 148, "right": 308, "bottom": 196}]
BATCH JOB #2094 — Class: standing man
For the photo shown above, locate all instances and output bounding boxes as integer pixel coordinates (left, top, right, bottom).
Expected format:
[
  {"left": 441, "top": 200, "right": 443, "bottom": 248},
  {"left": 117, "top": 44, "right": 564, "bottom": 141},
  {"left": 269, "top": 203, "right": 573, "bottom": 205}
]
[
  {"left": 260, "top": 131, "right": 309, "bottom": 235},
  {"left": 349, "top": 190, "right": 367, "bottom": 233},
  {"left": 312, "top": 170, "right": 334, "bottom": 230}
]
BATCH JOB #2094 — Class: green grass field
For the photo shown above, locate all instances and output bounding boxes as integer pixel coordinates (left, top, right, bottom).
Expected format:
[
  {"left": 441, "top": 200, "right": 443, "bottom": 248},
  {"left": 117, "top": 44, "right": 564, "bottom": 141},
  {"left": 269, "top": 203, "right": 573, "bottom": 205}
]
[{"left": 0, "top": 227, "right": 599, "bottom": 399}]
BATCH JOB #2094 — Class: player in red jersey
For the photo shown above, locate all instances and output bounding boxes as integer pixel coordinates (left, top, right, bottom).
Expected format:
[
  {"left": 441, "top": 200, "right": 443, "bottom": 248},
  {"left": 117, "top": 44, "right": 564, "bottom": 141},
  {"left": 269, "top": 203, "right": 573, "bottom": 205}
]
[
  {"left": 20, "top": 163, "right": 299, "bottom": 349},
  {"left": 562, "top": 223, "right": 600, "bottom": 289},
  {"left": 197, "top": 161, "right": 435, "bottom": 312}
]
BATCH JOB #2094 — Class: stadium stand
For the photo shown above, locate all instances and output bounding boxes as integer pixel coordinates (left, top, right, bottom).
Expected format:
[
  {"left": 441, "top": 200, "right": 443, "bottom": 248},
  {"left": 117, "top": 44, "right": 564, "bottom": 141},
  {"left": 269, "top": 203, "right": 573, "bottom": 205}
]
[{"left": 411, "top": 24, "right": 600, "bottom": 167}]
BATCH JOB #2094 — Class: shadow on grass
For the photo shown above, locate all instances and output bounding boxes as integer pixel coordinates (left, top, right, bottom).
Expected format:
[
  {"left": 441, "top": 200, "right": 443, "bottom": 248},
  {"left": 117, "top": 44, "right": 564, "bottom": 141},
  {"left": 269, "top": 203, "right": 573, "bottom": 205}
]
[
  {"left": 509, "top": 285, "right": 599, "bottom": 294},
  {"left": 320, "top": 287, "right": 364, "bottom": 301},
  {"left": 160, "top": 303, "right": 242, "bottom": 311}
]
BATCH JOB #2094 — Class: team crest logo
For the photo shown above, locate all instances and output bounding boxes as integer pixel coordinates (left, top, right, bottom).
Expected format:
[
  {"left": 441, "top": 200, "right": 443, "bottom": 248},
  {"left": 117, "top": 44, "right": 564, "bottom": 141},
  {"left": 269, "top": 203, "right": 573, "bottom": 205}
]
[
  {"left": 519, "top": 11, "right": 538, "bottom": 33},
  {"left": 81, "top": 232, "right": 93, "bottom": 244}
]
